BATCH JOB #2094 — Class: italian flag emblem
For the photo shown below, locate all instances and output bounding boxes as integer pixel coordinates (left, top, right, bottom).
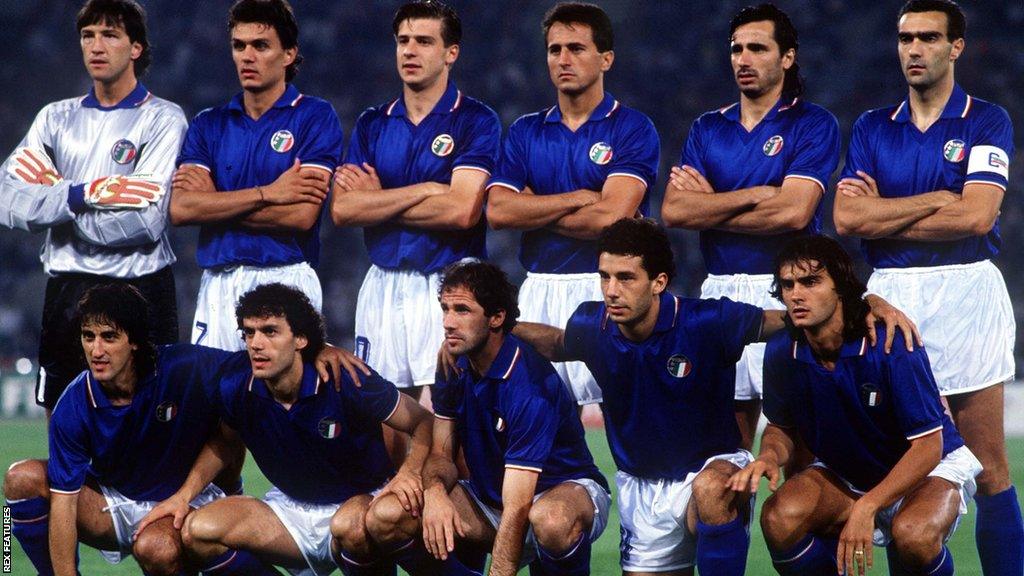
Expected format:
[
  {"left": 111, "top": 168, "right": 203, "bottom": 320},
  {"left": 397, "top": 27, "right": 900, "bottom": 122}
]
[
  {"left": 155, "top": 401, "right": 177, "bottom": 422},
  {"left": 763, "top": 135, "right": 784, "bottom": 157},
  {"left": 432, "top": 134, "right": 455, "bottom": 157},
  {"left": 318, "top": 418, "right": 341, "bottom": 439}
]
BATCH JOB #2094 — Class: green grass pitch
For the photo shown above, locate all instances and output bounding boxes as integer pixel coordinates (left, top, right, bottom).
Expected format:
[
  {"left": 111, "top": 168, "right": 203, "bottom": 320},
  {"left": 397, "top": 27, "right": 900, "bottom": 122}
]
[{"left": 4, "top": 419, "right": 1023, "bottom": 574}]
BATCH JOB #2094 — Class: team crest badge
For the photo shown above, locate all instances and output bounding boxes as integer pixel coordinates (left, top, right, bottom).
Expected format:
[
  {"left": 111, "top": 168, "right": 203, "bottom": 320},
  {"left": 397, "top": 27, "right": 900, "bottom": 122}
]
[
  {"left": 943, "top": 139, "right": 966, "bottom": 162},
  {"left": 318, "top": 418, "right": 341, "bottom": 439},
  {"left": 666, "top": 354, "right": 692, "bottom": 378},
  {"left": 270, "top": 130, "right": 295, "bottom": 153},
  {"left": 155, "top": 401, "right": 177, "bottom": 422},
  {"left": 110, "top": 139, "right": 137, "bottom": 165},
  {"left": 763, "top": 135, "right": 784, "bottom": 157},
  {"left": 589, "top": 142, "right": 613, "bottom": 165},
  {"left": 431, "top": 134, "right": 455, "bottom": 157},
  {"left": 860, "top": 383, "right": 883, "bottom": 407}
]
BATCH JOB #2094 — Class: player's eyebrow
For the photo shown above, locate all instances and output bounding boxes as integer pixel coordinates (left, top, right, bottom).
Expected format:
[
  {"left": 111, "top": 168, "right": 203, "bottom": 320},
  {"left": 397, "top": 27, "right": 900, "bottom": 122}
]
[{"left": 898, "top": 30, "right": 944, "bottom": 41}]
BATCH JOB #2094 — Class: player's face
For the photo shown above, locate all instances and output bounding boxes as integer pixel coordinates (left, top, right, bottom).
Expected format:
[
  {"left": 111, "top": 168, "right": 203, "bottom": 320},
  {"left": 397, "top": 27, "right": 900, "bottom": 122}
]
[
  {"left": 546, "top": 22, "right": 613, "bottom": 97},
  {"left": 231, "top": 22, "right": 296, "bottom": 93},
  {"left": 730, "top": 20, "right": 793, "bottom": 100},
  {"left": 395, "top": 18, "right": 458, "bottom": 91},
  {"left": 598, "top": 253, "right": 666, "bottom": 330},
  {"left": 777, "top": 261, "right": 842, "bottom": 332},
  {"left": 79, "top": 22, "right": 142, "bottom": 85},
  {"left": 441, "top": 286, "right": 503, "bottom": 358},
  {"left": 242, "top": 315, "right": 308, "bottom": 382},
  {"left": 897, "top": 11, "right": 963, "bottom": 91},
  {"left": 81, "top": 320, "right": 137, "bottom": 388}
]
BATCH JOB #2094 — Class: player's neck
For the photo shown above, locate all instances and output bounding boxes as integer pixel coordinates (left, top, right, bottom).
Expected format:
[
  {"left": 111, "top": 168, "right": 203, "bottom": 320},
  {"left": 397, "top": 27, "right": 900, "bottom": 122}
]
[
  {"left": 557, "top": 81, "right": 605, "bottom": 131},
  {"left": 403, "top": 72, "right": 450, "bottom": 126},
  {"left": 263, "top": 360, "right": 304, "bottom": 408},
  {"left": 618, "top": 295, "right": 660, "bottom": 343},
  {"left": 738, "top": 85, "right": 784, "bottom": 131},
  {"left": 100, "top": 367, "right": 138, "bottom": 407},
  {"left": 243, "top": 81, "right": 288, "bottom": 121},
  {"left": 907, "top": 73, "right": 955, "bottom": 132},
  {"left": 467, "top": 332, "right": 504, "bottom": 378},
  {"left": 802, "top": 311, "right": 845, "bottom": 370},
  {"left": 92, "top": 72, "right": 138, "bottom": 108}
]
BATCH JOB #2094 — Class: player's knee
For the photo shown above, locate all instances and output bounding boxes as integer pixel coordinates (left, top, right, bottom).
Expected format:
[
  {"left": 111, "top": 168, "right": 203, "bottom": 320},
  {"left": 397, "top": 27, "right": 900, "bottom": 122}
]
[
  {"left": 691, "top": 468, "right": 731, "bottom": 508},
  {"left": 529, "top": 498, "right": 581, "bottom": 552},
  {"left": 759, "top": 492, "right": 810, "bottom": 546},
  {"left": 181, "top": 508, "right": 221, "bottom": 549},
  {"left": 332, "top": 506, "right": 372, "bottom": 552},
  {"left": 890, "top": 515, "right": 944, "bottom": 568},
  {"left": 975, "top": 466, "right": 1012, "bottom": 496},
  {"left": 133, "top": 528, "right": 184, "bottom": 575},
  {"left": 3, "top": 459, "right": 48, "bottom": 501},
  {"left": 363, "top": 495, "right": 406, "bottom": 544}
]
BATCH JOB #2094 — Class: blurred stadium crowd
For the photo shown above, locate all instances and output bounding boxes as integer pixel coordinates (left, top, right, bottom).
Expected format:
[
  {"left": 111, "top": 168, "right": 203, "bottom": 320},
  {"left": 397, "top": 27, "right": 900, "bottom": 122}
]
[{"left": 0, "top": 0, "right": 1021, "bottom": 372}]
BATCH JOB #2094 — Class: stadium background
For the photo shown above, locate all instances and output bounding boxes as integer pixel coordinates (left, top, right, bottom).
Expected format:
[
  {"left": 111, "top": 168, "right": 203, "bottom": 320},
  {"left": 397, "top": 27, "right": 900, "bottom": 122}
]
[{"left": 0, "top": 1, "right": 1021, "bottom": 574}]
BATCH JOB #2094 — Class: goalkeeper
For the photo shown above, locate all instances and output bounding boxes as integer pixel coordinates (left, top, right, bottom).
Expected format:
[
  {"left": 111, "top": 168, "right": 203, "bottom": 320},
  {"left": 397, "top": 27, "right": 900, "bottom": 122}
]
[{"left": 0, "top": 0, "right": 186, "bottom": 415}]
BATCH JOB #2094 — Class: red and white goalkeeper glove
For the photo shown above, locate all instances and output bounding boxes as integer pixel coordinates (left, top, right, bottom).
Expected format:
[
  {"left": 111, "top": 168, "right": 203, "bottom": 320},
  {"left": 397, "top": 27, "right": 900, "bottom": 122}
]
[
  {"left": 8, "top": 147, "right": 62, "bottom": 185},
  {"left": 84, "top": 174, "right": 165, "bottom": 209}
]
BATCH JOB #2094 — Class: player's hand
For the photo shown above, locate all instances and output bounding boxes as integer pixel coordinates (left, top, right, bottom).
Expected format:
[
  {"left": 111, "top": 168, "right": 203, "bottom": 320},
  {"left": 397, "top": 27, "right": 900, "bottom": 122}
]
[
  {"left": 8, "top": 147, "right": 62, "bottom": 185},
  {"left": 265, "top": 159, "right": 329, "bottom": 205},
  {"left": 316, "top": 344, "right": 371, "bottom": 389},
  {"left": 837, "top": 171, "right": 880, "bottom": 198},
  {"left": 727, "top": 456, "right": 780, "bottom": 493},
  {"left": 422, "top": 486, "right": 465, "bottom": 560},
  {"left": 669, "top": 165, "right": 715, "bottom": 193},
  {"left": 172, "top": 164, "right": 216, "bottom": 195},
  {"left": 374, "top": 467, "right": 424, "bottom": 517},
  {"left": 436, "top": 342, "right": 461, "bottom": 381},
  {"left": 333, "top": 163, "right": 382, "bottom": 192},
  {"left": 864, "top": 294, "right": 922, "bottom": 353},
  {"left": 837, "top": 500, "right": 876, "bottom": 576},
  {"left": 133, "top": 494, "right": 191, "bottom": 540},
  {"left": 569, "top": 189, "right": 602, "bottom": 209},
  {"left": 85, "top": 174, "right": 164, "bottom": 209}
]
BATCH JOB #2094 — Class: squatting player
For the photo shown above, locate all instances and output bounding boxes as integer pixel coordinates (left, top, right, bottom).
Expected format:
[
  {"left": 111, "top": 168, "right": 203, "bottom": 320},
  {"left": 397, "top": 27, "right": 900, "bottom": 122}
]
[
  {"left": 486, "top": 2, "right": 659, "bottom": 408},
  {"left": 171, "top": 0, "right": 343, "bottom": 350},
  {"left": 0, "top": 0, "right": 185, "bottom": 415},
  {"left": 364, "top": 262, "right": 610, "bottom": 576},
  {"left": 661, "top": 3, "right": 840, "bottom": 450},
  {"left": 138, "top": 283, "right": 434, "bottom": 576},
  {"left": 730, "top": 235, "right": 981, "bottom": 576},
  {"left": 331, "top": 1, "right": 499, "bottom": 437},
  {"left": 833, "top": 1, "right": 1022, "bottom": 572}
]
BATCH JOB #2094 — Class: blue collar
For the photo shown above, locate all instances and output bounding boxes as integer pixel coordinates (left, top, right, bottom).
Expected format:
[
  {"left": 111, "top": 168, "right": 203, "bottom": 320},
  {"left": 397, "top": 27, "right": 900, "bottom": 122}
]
[
  {"left": 791, "top": 335, "right": 869, "bottom": 364},
  {"left": 890, "top": 84, "right": 971, "bottom": 123},
  {"left": 246, "top": 363, "right": 323, "bottom": 401},
  {"left": 386, "top": 81, "right": 462, "bottom": 118},
  {"left": 81, "top": 83, "right": 151, "bottom": 110},
  {"left": 227, "top": 83, "right": 303, "bottom": 114},
  {"left": 604, "top": 291, "right": 680, "bottom": 338},
  {"left": 84, "top": 370, "right": 155, "bottom": 409},
  {"left": 544, "top": 92, "right": 620, "bottom": 124},
  {"left": 720, "top": 95, "right": 799, "bottom": 123},
  {"left": 454, "top": 334, "right": 523, "bottom": 381}
]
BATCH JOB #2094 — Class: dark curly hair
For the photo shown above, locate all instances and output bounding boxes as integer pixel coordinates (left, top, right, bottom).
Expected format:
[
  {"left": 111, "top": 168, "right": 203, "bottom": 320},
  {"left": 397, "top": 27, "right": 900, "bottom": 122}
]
[
  {"left": 229, "top": 0, "right": 303, "bottom": 82},
  {"left": 597, "top": 218, "right": 676, "bottom": 283},
  {"left": 77, "top": 0, "right": 152, "bottom": 77},
  {"left": 729, "top": 3, "right": 803, "bottom": 99},
  {"left": 74, "top": 283, "right": 156, "bottom": 378},
  {"left": 439, "top": 261, "right": 520, "bottom": 334},
  {"left": 235, "top": 283, "right": 325, "bottom": 363}
]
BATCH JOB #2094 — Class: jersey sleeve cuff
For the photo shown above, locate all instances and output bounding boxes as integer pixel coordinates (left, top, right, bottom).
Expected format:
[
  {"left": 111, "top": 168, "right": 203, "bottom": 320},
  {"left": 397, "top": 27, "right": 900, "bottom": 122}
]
[
  {"left": 607, "top": 171, "right": 649, "bottom": 189},
  {"left": 452, "top": 165, "right": 492, "bottom": 176},
  {"left": 179, "top": 161, "right": 211, "bottom": 172},
  {"left": 487, "top": 180, "right": 522, "bottom": 193},
  {"left": 381, "top": 389, "right": 402, "bottom": 423},
  {"left": 783, "top": 173, "right": 826, "bottom": 194},
  {"left": 963, "top": 177, "right": 1008, "bottom": 192},
  {"left": 49, "top": 486, "right": 82, "bottom": 495},
  {"left": 300, "top": 163, "right": 335, "bottom": 175},
  {"left": 67, "top": 183, "right": 87, "bottom": 214},
  {"left": 434, "top": 412, "right": 458, "bottom": 421},
  {"left": 906, "top": 424, "right": 943, "bottom": 440},
  {"left": 505, "top": 462, "right": 543, "bottom": 473}
]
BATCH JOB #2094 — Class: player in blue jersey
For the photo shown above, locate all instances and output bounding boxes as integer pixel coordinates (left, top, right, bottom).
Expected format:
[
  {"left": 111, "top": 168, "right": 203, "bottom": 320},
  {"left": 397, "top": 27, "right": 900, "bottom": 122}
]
[
  {"left": 137, "top": 283, "right": 433, "bottom": 576},
  {"left": 361, "top": 261, "right": 610, "bottom": 576},
  {"left": 1, "top": 284, "right": 279, "bottom": 576},
  {"left": 171, "top": 0, "right": 343, "bottom": 351},
  {"left": 331, "top": 1, "right": 500, "bottom": 434},
  {"left": 0, "top": 0, "right": 185, "bottom": 414},
  {"left": 729, "top": 235, "right": 982, "bottom": 576},
  {"left": 661, "top": 3, "right": 840, "bottom": 451},
  {"left": 486, "top": 2, "right": 660, "bottom": 409},
  {"left": 832, "top": 2, "right": 1022, "bottom": 573}
]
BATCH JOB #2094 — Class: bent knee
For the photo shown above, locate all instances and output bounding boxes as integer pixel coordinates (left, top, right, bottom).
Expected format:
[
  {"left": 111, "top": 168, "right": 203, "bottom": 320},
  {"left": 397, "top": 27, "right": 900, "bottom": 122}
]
[
  {"left": 3, "top": 459, "right": 48, "bottom": 501},
  {"left": 529, "top": 500, "right": 582, "bottom": 551},
  {"left": 363, "top": 496, "right": 408, "bottom": 542},
  {"left": 760, "top": 492, "right": 813, "bottom": 544},
  {"left": 891, "top": 516, "right": 945, "bottom": 564},
  {"left": 182, "top": 508, "right": 222, "bottom": 549},
  {"left": 691, "top": 468, "right": 732, "bottom": 502},
  {"left": 133, "top": 529, "right": 184, "bottom": 575}
]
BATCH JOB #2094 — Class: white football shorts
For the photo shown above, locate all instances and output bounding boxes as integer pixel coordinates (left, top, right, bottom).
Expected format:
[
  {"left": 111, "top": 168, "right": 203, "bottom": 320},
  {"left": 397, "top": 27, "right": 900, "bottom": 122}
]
[
  {"left": 867, "top": 260, "right": 1015, "bottom": 395},
  {"left": 520, "top": 272, "right": 603, "bottom": 405},
  {"left": 700, "top": 273, "right": 782, "bottom": 401},
  {"left": 616, "top": 450, "right": 755, "bottom": 572},
  {"left": 262, "top": 487, "right": 343, "bottom": 576},
  {"left": 192, "top": 262, "right": 322, "bottom": 351}
]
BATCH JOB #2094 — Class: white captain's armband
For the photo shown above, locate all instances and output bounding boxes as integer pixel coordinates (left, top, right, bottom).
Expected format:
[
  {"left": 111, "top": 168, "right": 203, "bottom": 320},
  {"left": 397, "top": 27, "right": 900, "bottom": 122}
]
[{"left": 967, "top": 145, "right": 1010, "bottom": 181}]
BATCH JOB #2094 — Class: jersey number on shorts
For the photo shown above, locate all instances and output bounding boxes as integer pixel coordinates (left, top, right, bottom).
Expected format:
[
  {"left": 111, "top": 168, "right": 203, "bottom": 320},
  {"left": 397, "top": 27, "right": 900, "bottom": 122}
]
[
  {"left": 194, "top": 321, "right": 208, "bottom": 345},
  {"left": 355, "top": 336, "right": 371, "bottom": 362}
]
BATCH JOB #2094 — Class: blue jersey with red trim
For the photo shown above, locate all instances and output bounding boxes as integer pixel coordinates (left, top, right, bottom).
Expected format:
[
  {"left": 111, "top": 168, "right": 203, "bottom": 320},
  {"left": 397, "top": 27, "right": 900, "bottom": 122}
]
[
  {"left": 346, "top": 82, "right": 500, "bottom": 274},
  {"left": 680, "top": 97, "right": 840, "bottom": 275},
  {"left": 489, "top": 93, "right": 660, "bottom": 274},
  {"left": 841, "top": 85, "right": 1013, "bottom": 268},
  {"left": 178, "top": 84, "right": 344, "bottom": 269}
]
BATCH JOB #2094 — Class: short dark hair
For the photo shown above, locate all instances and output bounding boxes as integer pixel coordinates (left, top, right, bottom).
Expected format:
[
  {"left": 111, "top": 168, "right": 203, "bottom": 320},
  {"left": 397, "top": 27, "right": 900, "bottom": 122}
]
[
  {"left": 393, "top": 1, "right": 462, "bottom": 47},
  {"left": 76, "top": 0, "right": 151, "bottom": 77},
  {"left": 597, "top": 218, "right": 676, "bottom": 284},
  {"left": 235, "top": 283, "right": 325, "bottom": 364},
  {"left": 439, "top": 261, "right": 520, "bottom": 334},
  {"left": 899, "top": 0, "right": 965, "bottom": 41},
  {"left": 729, "top": 3, "right": 803, "bottom": 98},
  {"left": 75, "top": 283, "right": 156, "bottom": 378},
  {"left": 229, "top": 0, "right": 303, "bottom": 82},
  {"left": 542, "top": 2, "right": 614, "bottom": 52},
  {"left": 770, "top": 235, "right": 870, "bottom": 341}
]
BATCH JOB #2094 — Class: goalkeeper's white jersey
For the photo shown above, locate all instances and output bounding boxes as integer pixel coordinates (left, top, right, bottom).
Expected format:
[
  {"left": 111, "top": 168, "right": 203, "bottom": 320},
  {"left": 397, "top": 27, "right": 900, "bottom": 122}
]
[{"left": 0, "top": 83, "right": 186, "bottom": 278}]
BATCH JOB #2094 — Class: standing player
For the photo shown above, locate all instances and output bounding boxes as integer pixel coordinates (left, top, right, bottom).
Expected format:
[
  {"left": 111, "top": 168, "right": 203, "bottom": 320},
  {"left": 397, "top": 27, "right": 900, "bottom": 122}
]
[
  {"left": 486, "top": 2, "right": 659, "bottom": 408},
  {"left": 833, "top": 1, "right": 1022, "bottom": 572},
  {"left": 331, "top": 1, "right": 500, "bottom": 419},
  {"left": 660, "top": 3, "right": 840, "bottom": 450},
  {"left": 138, "top": 283, "right": 434, "bottom": 576},
  {"left": 0, "top": 0, "right": 185, "bottom": 415},
  {"left": 730, "top": 235, "right": 981, "bottom": 576},
  {"left": 172, "top": 0, "right": 343, "bottom": 351},
  {"left": 363, "top": 262, "right": 610, "bottom": 576}
]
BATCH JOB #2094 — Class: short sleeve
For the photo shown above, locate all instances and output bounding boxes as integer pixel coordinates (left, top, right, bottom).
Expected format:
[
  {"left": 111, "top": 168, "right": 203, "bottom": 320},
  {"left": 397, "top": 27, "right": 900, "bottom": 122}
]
[
  {"left": 840, "top": 113, "right": 875, "bottom": 181},
  {"left": 786, "top": 108, "right": 840, "bottom": 192},
  {"left": 679, "top": 117, "right": 706, "bottom": 174},
  {"left": 607, "top": 113, "right": 660, "bottom": 190},
  {"left": 712, "top": 298, "right": 764, "bottom": 365},
  {"left": 502, "top": 376, "right": 560, "bottom": 471},
  {"left": 345, "top": 370, "right": 402, "bottom": 423},
  {"left": 564, "top": 301, "right": 603, "bottom": 364},
  {"left": 488, "top": 117, "right": 530, "bottom": 192},
  {"left": 344, "top": 109, "right": 376, "bottom": 167},
  {"left": 885, "top": 340, "right": 945, "bottom": 440},
  {"left": 431, "top": 367, "right": 462, "bottom": 420},
  {"left": 761, "top": 336, "right": 794, "bottom": 428},
  {"left": 177, "top": 110, "right": 214, "bottom": 170},
  {"left": 965, "top": 106, "right": 1014, "bottom": 190},
  {"left": 452, "top": 107, "right": 501, "bottom": 175},
  {"left": 47, "top": 404, "right": 91, "bottom": 494},
  {"left": 296, "top": 102, "right": 344, "bottom": 174}
]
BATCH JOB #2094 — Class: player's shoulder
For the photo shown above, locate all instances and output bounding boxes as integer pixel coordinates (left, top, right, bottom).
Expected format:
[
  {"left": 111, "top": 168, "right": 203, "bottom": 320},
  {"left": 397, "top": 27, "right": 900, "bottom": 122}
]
[
  {"left": 764, "top": 329, "right": 797, "bottom": 362},
  {"left": 569, "top": 299, "right": 607, "bottom": 326},
  {"left": 855, "top": 104, "right": 901, "bottom": 129},
  {"left": 40, "top": 96, "right": 86, "bottom": 117},
  {"left": 965, "top": 94, "right": 1011, "bottom": 126},
  {"left": 50, "top": 371, "right": 91, "bottom": 421},
  {"left": 501, "top": 336, "right": 562, "bottom": 396},
  {"left": 156, "top": 343, "right": 232, "bottom": 370},
  {"left": 293, "top": 92, "right": 339, "bottom": 117},
  {"left": 142, "top": 93, "right": 186, "bottom": 120},
  {"left": 611, "top": 101, "right": 655, "bottom": 126},
  {"left": 214, "top": 351, "right": 255, "bottom": 391},
  {"left": 455, "top": 93, "right": 499, "bottom": 120},
  {"left": 790, "top": 99, "right": 838, "bottom": 125}
]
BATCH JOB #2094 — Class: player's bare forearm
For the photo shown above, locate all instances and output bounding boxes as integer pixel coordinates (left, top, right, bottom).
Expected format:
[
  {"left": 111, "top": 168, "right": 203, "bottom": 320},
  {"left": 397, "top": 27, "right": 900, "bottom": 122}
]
[
  {"left": 716, "top": 182, "right": 820, "bottom": 234},
  {"left": 486, "top": 186, "right": 597, "bottom": 231},
  {"left": 489, "top": 469, "right": 538, "bottom": 576},
  {"left": 169, "top": 186, "right": 261, "bottom": 225},
  {"left": 833, "top": 191, "right": 956, "bottom": 239},
  {"left": 330, "top": 183, "right": 439, "bottom": 227},
  {"left": 549, "top": 175, "right": 645, "bottom": 238},
  {"left": 387, "top": 395, "right": 435, "bottom": 472},
  {"left": 240, "top": 201, "right": 321, "bottom": 231},
  {"left": 49, "top": 493, "right": 79, "bottom": 576},
  {"left": 758, "top": 310, "right": 788, "bottom": 341},
  {"left": 512, "top": 322, "right": 572, "bottom": 362},
  {"left": 757, "top": 424, "right": 797, "bottom": 469},
  {"left": 422, "top": 453, "right": 459, "bottom": 494},
  {"left": 176, "top": 422, "right": 242, "bottom": 502},
  {"left": 892, "top": 184, "right": 1003, "bottom": 241},
  {"left": 662, "top": 186, "right": 774, "bottom": 230},
  {"left": 859, "top": 431, "right": 942, "bottom": 513},
  {"left": 396, "top": 169, "right": 488, "bottom": 230}
]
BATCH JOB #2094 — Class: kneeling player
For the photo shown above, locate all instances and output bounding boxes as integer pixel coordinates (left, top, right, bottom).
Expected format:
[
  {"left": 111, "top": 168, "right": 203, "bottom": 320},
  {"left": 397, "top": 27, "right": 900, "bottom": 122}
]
[
  {"left": 137, "top": 283, "right": 432, "bottom": 576},
  {"left": 361, "top": 262, "right": 611, "bottom": 576},
  {"left": 730, "top": 235, "right": 981, "bottom": 576}
]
